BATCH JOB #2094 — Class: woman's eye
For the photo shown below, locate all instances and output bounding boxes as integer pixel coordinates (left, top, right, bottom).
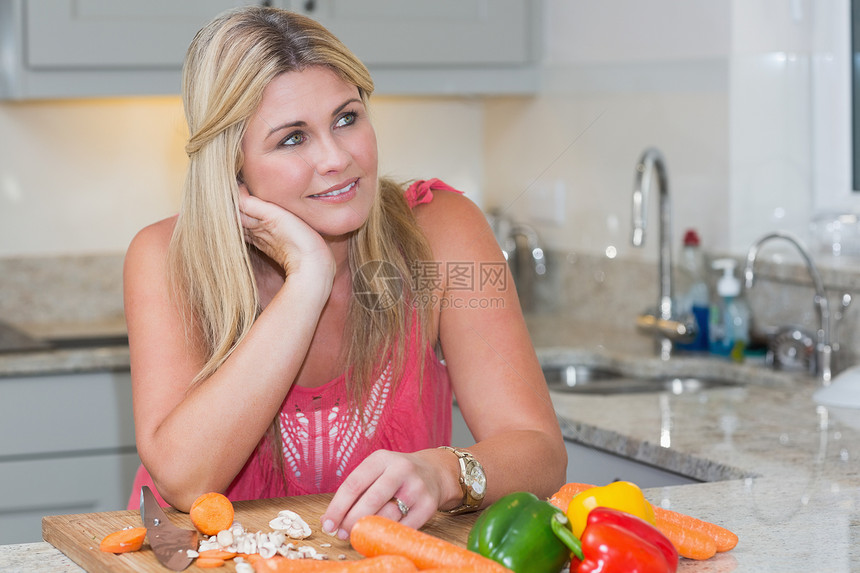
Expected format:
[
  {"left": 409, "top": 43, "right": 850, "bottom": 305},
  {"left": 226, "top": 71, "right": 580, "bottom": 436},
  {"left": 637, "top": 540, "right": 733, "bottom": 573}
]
[
  {"left": 335, "top": 112, "right": 356, "bottom": 128},
  {"left": 281, "top": 132, "right": 305, "bottom": 146}
]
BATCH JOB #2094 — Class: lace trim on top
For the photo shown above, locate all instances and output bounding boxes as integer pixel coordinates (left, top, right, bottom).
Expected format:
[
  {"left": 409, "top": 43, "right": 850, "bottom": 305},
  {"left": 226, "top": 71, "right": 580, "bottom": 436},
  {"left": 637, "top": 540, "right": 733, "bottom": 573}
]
[{"left": 278, "top": 362, "right": 393, "bottom": 492}]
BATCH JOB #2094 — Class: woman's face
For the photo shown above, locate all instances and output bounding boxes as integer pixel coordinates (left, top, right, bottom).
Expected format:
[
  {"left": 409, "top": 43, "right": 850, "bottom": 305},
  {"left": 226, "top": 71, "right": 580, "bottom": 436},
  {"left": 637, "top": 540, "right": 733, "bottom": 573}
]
[{"left": 240, "top": 66, "right": 378, "bottom": 239}]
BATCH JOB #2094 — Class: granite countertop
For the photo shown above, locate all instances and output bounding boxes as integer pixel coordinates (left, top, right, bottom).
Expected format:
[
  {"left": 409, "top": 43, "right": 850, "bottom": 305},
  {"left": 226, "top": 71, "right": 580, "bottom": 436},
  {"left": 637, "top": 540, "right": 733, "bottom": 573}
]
[
  {"left": 0, "top": 319, "right": 129, "bottom": 377},
  {"left": 2, "top": 315, "right": 859, "bottom": 571}
]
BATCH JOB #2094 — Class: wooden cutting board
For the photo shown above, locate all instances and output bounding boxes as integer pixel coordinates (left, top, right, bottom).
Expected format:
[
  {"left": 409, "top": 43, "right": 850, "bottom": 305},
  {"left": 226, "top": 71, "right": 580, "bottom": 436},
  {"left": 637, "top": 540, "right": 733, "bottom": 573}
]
[{"left": 43, "top": 494, "right": 480, "bottom": 572}]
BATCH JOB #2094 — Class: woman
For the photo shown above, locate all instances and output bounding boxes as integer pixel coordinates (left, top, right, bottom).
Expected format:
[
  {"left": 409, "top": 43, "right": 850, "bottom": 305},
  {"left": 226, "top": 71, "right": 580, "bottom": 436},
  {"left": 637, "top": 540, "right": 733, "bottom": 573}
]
[{"left": 124, "top": 6, "right": 565, "bottom": 538}]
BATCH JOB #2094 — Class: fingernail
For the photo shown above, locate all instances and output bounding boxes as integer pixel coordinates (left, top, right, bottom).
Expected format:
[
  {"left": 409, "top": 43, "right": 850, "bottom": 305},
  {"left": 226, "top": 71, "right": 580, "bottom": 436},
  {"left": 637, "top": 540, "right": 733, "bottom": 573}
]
[
  {"left": 322, "top": 520, "right": 336, "bottom": 536},
  {"left": 337, "top": 529, "right": 348, "bottom": 541}
]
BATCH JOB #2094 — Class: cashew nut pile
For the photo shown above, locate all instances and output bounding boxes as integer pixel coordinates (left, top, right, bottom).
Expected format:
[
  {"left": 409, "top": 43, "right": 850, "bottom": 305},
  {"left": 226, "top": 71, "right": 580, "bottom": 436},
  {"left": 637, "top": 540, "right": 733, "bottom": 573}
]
[
  {"left": 190, "top": 507, "right": 329, "bottom": 563},
  {"left": 268, "top": 509, "right": 313, "bottom": 539}
]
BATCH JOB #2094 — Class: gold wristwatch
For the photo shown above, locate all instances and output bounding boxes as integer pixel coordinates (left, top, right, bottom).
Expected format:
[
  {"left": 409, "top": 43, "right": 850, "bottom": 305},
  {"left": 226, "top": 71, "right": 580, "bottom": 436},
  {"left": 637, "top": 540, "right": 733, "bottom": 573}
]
[{"left": 439, "top": 446, "right": 486, "bottom": 514}]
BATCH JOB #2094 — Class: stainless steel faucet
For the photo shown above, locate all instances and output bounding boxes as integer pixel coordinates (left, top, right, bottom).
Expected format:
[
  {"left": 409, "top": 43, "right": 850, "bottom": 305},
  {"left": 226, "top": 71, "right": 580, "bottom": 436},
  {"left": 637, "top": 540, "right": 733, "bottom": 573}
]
[
  {"left": 486, "top": 210, "right": 546, "bottom": 312},
  {"left": 743, "top": 231, "right": 833, "bottom": 384},
  {"left": 631, "top": 147, "right": 692, "bottom": 360}
]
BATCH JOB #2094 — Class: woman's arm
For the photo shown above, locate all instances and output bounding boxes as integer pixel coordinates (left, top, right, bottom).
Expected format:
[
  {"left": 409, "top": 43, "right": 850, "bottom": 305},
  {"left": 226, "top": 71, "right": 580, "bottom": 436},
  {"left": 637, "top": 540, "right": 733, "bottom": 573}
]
[
  {"left": 321, "top": 190, "right": 566, "bottom": 536},
  {"left": 421, "top": 190, "right": 567, "bottom": 505},
  {"left": 126, "top": 194, "right": 335, "bottom": 511}
]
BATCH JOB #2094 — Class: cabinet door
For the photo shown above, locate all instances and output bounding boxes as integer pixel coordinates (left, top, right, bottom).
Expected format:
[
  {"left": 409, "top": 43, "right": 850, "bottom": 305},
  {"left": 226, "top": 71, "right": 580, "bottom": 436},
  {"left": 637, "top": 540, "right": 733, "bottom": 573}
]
[
  {"left": 24, "top": 0, "right": 250, "bottom": 69},
  {"left": 0, "top": 370, "right": 140, "bottom": 544},
  {"left": 285, "top": 0, "right": 532, "bottom": 66},
  {"left": 0, "top": 371, "right": 135, "bottom": 457},
  {"left": 0, "top": 452, "right": 141, "bottom": 544}
]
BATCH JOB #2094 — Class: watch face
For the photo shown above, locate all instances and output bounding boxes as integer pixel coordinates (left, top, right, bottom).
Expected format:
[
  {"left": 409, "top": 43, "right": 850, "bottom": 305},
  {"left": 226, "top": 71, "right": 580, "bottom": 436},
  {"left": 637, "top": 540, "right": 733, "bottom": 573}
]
[{"left": 465, "top": 464, "right": 486, "bottom": 498}]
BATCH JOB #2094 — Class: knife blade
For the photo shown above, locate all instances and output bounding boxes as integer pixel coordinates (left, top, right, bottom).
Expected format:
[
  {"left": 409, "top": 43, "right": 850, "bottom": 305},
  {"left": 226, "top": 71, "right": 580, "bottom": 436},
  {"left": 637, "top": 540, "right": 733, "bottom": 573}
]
[{"left": 140, "top": 486, "right": 199, "bottom": 571}]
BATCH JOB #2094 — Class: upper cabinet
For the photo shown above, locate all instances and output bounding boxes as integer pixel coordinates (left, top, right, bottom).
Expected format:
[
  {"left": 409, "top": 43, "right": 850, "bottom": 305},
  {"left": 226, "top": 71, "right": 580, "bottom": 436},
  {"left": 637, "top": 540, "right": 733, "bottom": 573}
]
[{"left": 0, "top": 0, "right": 540, "bottom": 100}]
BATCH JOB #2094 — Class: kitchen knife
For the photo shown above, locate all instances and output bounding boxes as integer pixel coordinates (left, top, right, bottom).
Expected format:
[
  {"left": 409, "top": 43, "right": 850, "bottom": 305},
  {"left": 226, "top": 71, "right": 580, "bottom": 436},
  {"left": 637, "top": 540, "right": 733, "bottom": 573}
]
[{"left": 140, "top": 486, "right": 199, "bottom": 571}]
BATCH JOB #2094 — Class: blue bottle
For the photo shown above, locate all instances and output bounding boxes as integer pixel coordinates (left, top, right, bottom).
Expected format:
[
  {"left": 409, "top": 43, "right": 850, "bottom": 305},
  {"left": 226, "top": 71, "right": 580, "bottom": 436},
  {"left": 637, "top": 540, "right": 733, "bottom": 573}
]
[{"left": 676, "top": 230, "right": 710, "bottom": 351}]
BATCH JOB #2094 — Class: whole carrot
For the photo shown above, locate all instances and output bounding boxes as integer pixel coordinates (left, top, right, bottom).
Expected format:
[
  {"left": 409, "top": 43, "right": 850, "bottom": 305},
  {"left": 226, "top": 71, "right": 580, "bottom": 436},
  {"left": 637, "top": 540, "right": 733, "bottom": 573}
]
[
  {"left": 422, "top": 569, "right": 484, "bottom": 572},
  {"left": 652, "top": 506, "right": 738, "bottom": 552},
  {"left": 653, "top": 514, "right": 717, "bottom": 560},
  {"left": 252, "top": 555, "right": 418, "bottom": 572},
  {"left": 350, "top": 515, "right": 511, "bottom": 572},
  {"left": 547, "top": 482, "right": 596, "bottom": 511}
]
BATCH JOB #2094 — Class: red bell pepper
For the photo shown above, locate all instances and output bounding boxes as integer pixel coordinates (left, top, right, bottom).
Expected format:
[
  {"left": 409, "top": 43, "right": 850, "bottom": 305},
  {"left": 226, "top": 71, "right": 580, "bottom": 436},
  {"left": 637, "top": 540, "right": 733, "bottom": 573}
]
[{"left": 570, "top": 507, "right": 678, "bottom": 573}]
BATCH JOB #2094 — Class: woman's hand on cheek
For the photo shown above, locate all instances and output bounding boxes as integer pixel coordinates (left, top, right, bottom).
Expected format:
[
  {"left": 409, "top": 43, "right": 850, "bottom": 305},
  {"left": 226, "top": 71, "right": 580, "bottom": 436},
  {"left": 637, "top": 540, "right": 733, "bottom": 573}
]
[
  {"left": 320, "top": 450, "right": 443, "bottom": 540},
  {"left": 238, "top": 184, "right": 335, "bottom": 281}
]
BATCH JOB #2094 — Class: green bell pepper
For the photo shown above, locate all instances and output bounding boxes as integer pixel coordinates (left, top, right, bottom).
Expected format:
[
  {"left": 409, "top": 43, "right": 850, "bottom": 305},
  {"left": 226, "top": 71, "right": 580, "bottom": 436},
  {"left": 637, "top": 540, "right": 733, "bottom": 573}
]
[{"left": 467, "top": 492, "right": 583, "bottom": 573}]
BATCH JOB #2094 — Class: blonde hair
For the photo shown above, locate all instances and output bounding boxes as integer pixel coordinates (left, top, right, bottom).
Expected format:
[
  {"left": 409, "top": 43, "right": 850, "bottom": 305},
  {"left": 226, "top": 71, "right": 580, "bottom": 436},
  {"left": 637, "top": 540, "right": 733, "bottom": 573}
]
[{"left": 171, "top": 7, "right": 433, "bottom": 408}]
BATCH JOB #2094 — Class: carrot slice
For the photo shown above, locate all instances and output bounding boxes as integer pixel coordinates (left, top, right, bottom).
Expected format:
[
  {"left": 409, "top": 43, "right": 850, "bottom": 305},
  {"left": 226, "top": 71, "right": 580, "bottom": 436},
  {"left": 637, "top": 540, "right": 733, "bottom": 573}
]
[
  {"left": 252, "top": 555, "right": 418, "bottom": 572},
  {"left": 548, "top": 482, "right": 596, "bottom": 511},
  {"left": 652, "top": 506, "right": 738, "bottom": 552},
  {"left": 196, "top": 557, "right": 227, "bottom": 568},
  {"left": 198, "top": 549, "right": 238, "bottom": 560},
  {"left": 350, "top": 515, "right": 510, "bottom": 572},
  {"left": 99, "top": 526, "right": 147, "bottom": 553},
  {"left": 190, "top": 492, "right": 235, "bottom": 536}
]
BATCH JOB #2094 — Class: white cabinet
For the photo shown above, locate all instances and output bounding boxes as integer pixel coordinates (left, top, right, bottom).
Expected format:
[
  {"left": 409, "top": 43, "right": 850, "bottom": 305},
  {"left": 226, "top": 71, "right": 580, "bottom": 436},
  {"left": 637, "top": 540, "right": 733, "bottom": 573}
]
[
  {"left": 0, "top": 0, "right": 540, "bottom": 99},
  {"left": 283, "top": 0, "right": 539, "bottom": 95},
  {"left": 0, "top": 0, "right": 251, "bottom": 99},
  {"left": 23, "top": 1, "right": 248, "bottom": 69},
  {"left": 0, "top": 370, "right": 139, "bottom": 544},
  {"left": 286, "top": 0, "right": 531, "bottom": 67},
  {"left": 451, "top": 403, "right": 475, "bottom": 447}
]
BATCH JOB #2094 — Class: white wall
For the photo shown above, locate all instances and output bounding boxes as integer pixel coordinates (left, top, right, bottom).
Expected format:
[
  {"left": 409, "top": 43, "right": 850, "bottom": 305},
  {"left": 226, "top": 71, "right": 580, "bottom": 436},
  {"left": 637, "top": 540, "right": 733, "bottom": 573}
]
[
  {"left": 0, "top": 96, "right": 484, "bottom": 258},
  {"left": 0, "top": 97, "right": 187, "bottom": 257}
]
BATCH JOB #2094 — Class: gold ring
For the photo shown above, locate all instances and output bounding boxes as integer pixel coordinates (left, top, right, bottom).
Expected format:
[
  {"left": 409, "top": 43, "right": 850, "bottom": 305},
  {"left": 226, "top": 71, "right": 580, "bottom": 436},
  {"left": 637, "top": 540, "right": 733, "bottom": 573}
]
[{"left": 393, "top": 497, "right": 409, "bottom": 518}]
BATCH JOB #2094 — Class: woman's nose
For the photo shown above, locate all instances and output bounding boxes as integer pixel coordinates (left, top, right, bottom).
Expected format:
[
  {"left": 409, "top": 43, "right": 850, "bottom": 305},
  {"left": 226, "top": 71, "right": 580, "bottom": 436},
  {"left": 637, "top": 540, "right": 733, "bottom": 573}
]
[{"left": 313, "top": 135, "right": 350, "bottom": 175}]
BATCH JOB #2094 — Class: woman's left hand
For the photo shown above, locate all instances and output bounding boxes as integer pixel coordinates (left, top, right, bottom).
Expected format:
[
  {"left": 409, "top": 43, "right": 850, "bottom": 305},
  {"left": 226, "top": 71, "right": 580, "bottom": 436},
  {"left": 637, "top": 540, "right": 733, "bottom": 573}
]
[{"left": 320, "top": 449, "right": 450, "bottom": 539}]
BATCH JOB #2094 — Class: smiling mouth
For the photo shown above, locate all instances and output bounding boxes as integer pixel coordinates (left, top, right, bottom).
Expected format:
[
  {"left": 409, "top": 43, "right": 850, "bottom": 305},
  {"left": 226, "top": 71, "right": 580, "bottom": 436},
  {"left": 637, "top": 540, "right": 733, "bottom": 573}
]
[{"left": 311, "top": 180, "right": 356, "bottom": 198}]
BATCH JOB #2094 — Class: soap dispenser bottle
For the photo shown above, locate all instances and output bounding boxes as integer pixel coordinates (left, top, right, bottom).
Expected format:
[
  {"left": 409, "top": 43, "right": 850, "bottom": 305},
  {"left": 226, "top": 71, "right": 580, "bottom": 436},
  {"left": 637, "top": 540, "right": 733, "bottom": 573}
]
[{"left": 708, "top": 258, "right": 751, "bottom": 361}]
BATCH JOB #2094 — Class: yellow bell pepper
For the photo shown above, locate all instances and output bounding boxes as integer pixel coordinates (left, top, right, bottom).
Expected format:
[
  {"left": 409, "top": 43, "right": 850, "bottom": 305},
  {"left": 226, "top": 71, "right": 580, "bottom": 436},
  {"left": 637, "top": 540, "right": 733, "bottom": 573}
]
[{"left": 566, "top": 481, "right": 656, "bottom": 538}]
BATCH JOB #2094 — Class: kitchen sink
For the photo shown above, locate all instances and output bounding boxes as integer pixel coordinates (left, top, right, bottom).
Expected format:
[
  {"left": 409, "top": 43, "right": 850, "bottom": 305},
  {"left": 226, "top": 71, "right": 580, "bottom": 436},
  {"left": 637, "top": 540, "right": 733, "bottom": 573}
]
[{"left": 542, "top": 363, "right": 739, "bottom": 394}]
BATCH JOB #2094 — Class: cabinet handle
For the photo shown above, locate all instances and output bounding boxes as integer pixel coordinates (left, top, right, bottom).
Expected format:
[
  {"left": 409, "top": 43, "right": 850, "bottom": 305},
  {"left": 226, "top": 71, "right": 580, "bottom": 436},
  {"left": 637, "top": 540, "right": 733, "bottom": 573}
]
[{"left": 304, "top": 0, "right": 316, "bottom": 12}]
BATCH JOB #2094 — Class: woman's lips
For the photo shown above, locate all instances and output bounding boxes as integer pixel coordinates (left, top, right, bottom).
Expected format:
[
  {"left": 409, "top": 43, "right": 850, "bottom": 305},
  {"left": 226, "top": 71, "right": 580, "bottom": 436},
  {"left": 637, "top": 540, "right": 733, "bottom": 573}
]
[{"left": 310, "top": 179, "right": 358, "bottom": 202}]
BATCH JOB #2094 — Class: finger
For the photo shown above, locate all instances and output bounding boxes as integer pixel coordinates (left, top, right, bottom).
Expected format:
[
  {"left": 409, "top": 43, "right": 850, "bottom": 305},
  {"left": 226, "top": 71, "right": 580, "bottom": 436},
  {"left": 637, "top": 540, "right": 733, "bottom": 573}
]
[
  {"left": 340, "top": 477, "right": 405, "bottom": 535},
  {"left": 378, "top": 498, "right": 407, "bottom": 523},
  {"left": 390, "top": 481, "right": 438, "bottom": 531},
  {"left": 321, "top": 452, "right": 397, "bottom": 537}
]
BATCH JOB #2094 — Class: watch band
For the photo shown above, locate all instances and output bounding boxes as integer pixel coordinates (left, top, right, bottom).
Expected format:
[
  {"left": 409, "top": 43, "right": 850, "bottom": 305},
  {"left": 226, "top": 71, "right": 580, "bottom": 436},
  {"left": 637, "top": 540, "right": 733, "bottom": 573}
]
[{"left": 439, "top": 446, "right": 486, "bottom": 514}]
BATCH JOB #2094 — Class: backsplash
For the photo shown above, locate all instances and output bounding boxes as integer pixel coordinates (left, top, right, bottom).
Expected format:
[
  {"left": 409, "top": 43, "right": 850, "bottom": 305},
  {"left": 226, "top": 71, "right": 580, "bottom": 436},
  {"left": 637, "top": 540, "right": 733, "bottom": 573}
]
[
  {"left": 0, "top": 254, "right": 125, "bottom": 330},
  {"left": 2, "top": 249, "right": 858, "bottom": 371}
]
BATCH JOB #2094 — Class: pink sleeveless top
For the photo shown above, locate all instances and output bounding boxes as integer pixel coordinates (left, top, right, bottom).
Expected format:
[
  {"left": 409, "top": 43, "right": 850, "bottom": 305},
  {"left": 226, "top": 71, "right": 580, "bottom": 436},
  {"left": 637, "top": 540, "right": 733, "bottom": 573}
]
[{"left": 128, "top": 179, "right": 459, "bottom": 508}]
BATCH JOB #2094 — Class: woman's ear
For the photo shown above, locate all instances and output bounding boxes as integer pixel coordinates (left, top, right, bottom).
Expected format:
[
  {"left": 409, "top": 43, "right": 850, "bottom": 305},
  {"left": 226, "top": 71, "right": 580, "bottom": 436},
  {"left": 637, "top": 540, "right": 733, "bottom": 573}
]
[{"left": 237, "top": 172, "right": 252, "bottom": 197}]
